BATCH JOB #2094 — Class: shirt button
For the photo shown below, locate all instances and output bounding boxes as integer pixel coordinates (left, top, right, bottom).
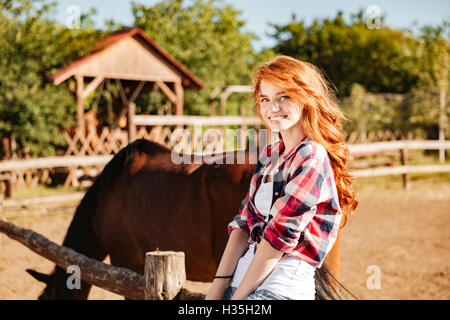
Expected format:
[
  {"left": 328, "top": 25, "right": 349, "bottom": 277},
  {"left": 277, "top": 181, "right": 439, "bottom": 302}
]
[{"left": 274, "top": 192, "right": 279, "bottom": 196}]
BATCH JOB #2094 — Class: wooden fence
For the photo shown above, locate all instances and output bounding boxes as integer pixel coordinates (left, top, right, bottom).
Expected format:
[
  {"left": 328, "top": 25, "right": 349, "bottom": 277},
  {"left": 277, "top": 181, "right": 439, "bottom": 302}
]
[
  {"left": 0, "top": 139, "right": 448, "bottom": 196},
  {"left": 0, "top": 213, "right": 204, "bottom": 300},
  {"left": 61, "top": 115, "right": 420, "bottom": 157},
  {"left": 0, "top": 114, "right": 448, "bottom": 196}
]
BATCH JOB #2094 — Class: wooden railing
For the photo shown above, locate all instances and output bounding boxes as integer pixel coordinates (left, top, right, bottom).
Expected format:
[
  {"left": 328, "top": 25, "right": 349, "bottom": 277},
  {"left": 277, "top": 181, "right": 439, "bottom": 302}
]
[
  {"left": 1, "top": 113, "right": 448, "bottom": 195},
  {"left": 0, "top": 138, "right": 448, "bottom": 195}
]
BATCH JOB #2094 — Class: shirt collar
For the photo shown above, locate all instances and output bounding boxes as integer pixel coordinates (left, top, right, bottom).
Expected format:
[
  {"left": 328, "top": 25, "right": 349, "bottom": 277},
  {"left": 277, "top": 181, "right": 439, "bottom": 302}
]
[{"left": 268, "top": 135, "right": 309, "bottom": 161}]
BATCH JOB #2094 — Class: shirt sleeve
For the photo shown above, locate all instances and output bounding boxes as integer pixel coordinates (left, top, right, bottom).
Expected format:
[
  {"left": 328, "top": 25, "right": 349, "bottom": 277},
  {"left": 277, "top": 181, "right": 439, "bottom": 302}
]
[
  {"left": 227, "top": 190, "right": 251, "bottom": 236},
  {"left": 262, "top": 155, "right": 332, "bottom": 254},
  {"left": 227, "top": 144, "right": 269, "bottom": 236}
]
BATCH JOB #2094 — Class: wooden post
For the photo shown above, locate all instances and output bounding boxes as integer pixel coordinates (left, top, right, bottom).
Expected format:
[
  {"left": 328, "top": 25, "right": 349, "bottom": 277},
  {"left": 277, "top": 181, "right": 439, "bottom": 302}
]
[
  {"left": 144, "top": 250, "right": 186, "bottom": 300},
  {"left": 0, "top": 193, "right": 4, "bottom": 221},
  {"left": 209, "top": 101, "right": 216, "bottom": 116},
  {"left": 239, "top": 105, "right": 246, "bottom": 150},
  {"left": 400, "top": 148, "right": 411, "bottom": 190},
  {"left": 360, "top": 96, "right": 368, "bottom": 143},
  {"left": 4, "top": 177, "right": 12, "bottom": 198},
  {"left": 174, "top": 81, "right": 184, "bottom": 116},
  {"left": 174, "top": 81, "right": 184, "bottom": 131},
  {"left": 439, "top": 86, "right": 447, "bottom": 163},
  {"left": 128, "top": 102, "right": 136, "bottom": 143},
  {"left": 75, "top": 75, "right": 85, "bottom": 136}
]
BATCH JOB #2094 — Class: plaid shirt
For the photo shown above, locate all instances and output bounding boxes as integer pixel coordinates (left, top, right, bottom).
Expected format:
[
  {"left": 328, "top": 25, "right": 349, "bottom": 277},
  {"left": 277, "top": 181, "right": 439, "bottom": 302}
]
[{"left": 228, "top": 135, "right": 343, "bottom": 268}]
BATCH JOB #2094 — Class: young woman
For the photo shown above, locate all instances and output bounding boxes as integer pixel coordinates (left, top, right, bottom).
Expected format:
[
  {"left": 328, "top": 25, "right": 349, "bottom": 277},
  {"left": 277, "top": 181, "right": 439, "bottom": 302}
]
[{"left": 205, "top": 56, "right": 358, "bottom": 300}]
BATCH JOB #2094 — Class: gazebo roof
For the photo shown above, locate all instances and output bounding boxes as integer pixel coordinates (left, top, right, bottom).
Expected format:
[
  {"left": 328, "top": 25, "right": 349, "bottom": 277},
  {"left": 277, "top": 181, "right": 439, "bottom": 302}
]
[{"left": 50, "top": 27, "right": 206, "bottom": 90}]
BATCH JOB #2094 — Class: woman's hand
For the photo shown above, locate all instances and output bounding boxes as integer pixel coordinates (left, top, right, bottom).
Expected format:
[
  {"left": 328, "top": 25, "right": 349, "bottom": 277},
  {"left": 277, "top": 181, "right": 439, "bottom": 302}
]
[
  {"left": 230, "top": 238, "right": 283, "bottom": 300},
  {"left": 205, "top": 228, "right": 249, "bottom": 300}
]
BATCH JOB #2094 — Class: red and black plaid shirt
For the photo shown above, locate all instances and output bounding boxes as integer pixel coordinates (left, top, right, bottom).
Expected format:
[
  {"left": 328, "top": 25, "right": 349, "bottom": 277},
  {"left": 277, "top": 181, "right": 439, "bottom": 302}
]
[{"left": 228, "top": 135, "right": 343, "bottom": 268}]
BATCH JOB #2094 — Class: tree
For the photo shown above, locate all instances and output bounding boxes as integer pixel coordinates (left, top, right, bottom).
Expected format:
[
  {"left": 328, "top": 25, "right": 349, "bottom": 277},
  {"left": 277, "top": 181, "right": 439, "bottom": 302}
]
[
  {"left": 0, "top": 0, "right": 104, "bottom": 157},
  {"left": 269, "top": 10, "right": 422, "bottom": 97},
  {"left": 128, "top": 0, "right": 259, "bottom": 116}
]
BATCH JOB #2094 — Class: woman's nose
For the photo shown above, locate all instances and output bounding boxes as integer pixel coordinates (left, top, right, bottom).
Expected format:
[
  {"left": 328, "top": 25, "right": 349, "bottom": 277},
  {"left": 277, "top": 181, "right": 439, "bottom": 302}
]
[{"left": 271, "top": 101, "right": 280, "bottom": 112}]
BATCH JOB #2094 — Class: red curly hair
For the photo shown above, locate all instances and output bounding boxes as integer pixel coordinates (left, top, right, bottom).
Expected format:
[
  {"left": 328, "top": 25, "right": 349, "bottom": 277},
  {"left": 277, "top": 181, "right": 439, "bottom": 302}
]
[{"left": 252, "top": 55, "right": 358, "bottom": 226}]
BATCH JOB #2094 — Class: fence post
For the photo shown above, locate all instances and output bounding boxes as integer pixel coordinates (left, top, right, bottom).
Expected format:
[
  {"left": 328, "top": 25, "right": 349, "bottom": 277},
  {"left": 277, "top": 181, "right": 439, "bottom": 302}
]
[
  {"left": 128, "top": 102, "right": 136, "bottom": 143},
  {"left": 144, "top": 250, "right": 186, "bottom": 300},
  {"left": 239, "top": 105, "right": 247, "bottom": 150},
  {"left": 0, "top": 193, "right": 4, "bottom": 220},
  {"left": 400, "top": 148, "right": 411, "bottom": 190}
]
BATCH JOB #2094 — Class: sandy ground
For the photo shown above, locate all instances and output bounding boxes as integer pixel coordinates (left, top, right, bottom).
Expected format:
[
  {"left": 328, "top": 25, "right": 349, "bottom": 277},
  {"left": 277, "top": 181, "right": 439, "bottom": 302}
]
[{"left": 0, "top": 180, "right": 449, "bottom": 300}]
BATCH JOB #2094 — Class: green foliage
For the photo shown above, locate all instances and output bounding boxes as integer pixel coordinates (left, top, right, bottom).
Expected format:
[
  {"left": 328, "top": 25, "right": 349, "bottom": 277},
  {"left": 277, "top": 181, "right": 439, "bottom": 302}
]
[
  {"left": 269, "top": 10, "right": 423, "bottom": 96},
  {"left": 0, "top": 0, "right": 104, "bottom": 156},
  {"left": 341, "top": 83, "right": 400, "bottom": 134},
  {"left": 0, "top": 0, "right": 448, "bottom": 158},
  {"left": 129, "top": 0, "right": 259, "bottom": 116}
]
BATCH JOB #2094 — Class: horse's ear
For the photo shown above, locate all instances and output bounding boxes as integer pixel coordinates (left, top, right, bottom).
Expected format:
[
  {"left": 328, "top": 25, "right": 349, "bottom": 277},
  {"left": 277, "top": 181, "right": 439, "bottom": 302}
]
[{"left": 26, "top": 269, "right": 51, "bottom": 285}]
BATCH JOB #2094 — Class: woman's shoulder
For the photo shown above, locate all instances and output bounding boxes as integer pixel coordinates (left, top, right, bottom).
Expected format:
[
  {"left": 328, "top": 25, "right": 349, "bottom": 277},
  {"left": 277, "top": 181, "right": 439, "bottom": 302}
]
[{"left": 293, "top": 137, "right": 328, "bottom": 163}]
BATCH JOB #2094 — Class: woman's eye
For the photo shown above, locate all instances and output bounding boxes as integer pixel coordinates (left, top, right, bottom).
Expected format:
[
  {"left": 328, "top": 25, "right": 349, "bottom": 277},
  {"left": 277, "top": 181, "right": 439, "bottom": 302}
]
[
  {"left": 279, "top": 95, "right": 290, "bottom": 101},
  {"left": 260, "top": 98, "right": 269, "bottom": 103}
]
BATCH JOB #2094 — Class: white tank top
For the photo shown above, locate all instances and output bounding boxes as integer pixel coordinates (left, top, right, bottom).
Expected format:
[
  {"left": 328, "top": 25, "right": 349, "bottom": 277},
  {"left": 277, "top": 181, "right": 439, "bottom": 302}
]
[{"left": 230, "top": 180, "right": 316, "bottom": 300}]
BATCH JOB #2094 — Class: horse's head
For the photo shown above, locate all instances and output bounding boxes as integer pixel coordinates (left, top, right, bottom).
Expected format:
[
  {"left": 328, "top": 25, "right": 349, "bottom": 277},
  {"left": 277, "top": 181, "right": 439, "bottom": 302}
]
[{"left": 26, "top": 266, "right": 90, "bottom": 300}]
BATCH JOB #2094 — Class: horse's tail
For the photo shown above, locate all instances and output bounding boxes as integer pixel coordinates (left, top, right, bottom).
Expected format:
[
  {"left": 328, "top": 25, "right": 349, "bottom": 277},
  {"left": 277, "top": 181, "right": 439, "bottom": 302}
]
[
  {"left": 28, "top": 140, "right": 148, "bottom": 299},
  {"left": 315, "top": 264, "right": 358, "bottom": 300}
]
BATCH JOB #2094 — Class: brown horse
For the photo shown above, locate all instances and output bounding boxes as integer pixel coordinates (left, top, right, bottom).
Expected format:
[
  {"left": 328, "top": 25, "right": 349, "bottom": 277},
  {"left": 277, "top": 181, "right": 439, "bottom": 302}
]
[{"left": 27, "top": 138, "right": 344, "bottom": 299}]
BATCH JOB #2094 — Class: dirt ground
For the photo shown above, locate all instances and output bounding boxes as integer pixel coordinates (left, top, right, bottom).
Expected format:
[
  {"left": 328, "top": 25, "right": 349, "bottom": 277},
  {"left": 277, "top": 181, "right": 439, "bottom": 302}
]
[{"left": 1, "top": 179, "right": 449, "bottom": 300}]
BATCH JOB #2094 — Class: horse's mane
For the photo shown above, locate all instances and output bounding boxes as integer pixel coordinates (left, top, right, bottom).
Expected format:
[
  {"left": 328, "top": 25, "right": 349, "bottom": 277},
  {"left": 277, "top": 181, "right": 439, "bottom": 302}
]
[{"left": 74, "top": 139, "right": 165, "bottom": 216}]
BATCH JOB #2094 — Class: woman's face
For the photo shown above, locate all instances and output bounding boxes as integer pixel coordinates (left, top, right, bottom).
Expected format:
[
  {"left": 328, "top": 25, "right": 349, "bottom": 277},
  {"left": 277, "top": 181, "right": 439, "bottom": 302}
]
[{"left": 259, "top": 80, "right": 302, "bottom": 133}]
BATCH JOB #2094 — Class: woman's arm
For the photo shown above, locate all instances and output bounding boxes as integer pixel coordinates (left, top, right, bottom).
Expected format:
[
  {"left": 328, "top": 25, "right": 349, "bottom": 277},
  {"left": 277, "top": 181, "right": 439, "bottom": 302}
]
[
  {"left": 230, "top": 238, "right": 283, "bottom": 300},
  {"left": 205, "top": 228, "right": 250, "bottom": 300}
]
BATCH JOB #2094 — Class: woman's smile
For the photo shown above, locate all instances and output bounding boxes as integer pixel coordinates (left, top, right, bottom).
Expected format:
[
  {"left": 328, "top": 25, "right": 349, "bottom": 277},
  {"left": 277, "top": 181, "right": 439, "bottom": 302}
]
[{"left": 268, "top": 114, "right": 288, "bottom": 122}]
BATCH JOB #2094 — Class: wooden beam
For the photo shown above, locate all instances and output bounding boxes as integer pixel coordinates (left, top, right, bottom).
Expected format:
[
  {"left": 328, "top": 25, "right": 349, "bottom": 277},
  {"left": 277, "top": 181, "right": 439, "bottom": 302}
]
[
  {"left": 128, "top": 102, "right": 136, "bottom": 143},
  {"left": 113, "top": 81, "right": 146, "bottom": 126},
  {"left": 115, "top": 79, "right": 129, "bottom": 107},
  {"left": 129, "top": 81, "right": 146, "bottom": 104},
  {"left": 353, "top": 164, "right": 450, "bottom": 177},
  {"left": 156, "top": 81, "right": 177, "bottom": 105},
  {"left": 75, "top": 75, "right": 85, "bottom": 133},
  {"left": 348, "top": 140, "right": 450, "bottom": 155},
  {"left": 81, "top": 76, "right": 104, "bottom": 100},
  {"left": 174, "top": 81, "right": 184, "bottom": 116},
  {"left": 133, "top": 115, "right": 261, "bottom": 126},
  {"left": 0, "top": 219, "right": 145, "bottom": 300},
  {"left": 215, "top": 85, "right": 253, "bottom": 116},
  {"left": 0, "top": 155, "right": 112, "bottom": 171}
]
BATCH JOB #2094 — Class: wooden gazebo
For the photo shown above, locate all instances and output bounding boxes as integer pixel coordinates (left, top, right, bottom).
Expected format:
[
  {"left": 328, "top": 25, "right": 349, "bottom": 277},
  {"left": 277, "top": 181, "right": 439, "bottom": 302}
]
[{"left": 50, "top": 27, "right": 206, "bottom": 139}]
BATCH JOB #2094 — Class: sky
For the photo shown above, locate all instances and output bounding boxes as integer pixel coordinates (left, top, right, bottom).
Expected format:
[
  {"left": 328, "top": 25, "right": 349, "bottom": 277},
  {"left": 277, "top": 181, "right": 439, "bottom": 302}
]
[{"left": 53, "top": 0, "right": 450, "bottom": 51}]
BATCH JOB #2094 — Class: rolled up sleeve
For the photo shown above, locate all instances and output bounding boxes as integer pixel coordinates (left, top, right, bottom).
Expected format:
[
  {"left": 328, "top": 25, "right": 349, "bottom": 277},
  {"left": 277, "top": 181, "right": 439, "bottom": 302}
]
[
  {"left": 227, "top": 190, "right": 251, "bottom": 236},
  {"left": 227, "top": 144, "right": 269, "bottom": 236},
  {"left": 263, "top": 156, "right": 331, "bottom": 254}
]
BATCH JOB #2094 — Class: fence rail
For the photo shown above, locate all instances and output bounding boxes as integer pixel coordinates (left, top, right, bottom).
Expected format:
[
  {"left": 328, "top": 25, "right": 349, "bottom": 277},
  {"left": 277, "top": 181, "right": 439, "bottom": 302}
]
[
  {"left": 0, "top": 138, "right": 448, "bottom": 196},
  {"left": 133, "top": 115, "right": 262, "bottom": 126},
  {"left": 353, "top": 164, "right": 450, "bottom": 177},
  {"left": 0, "top": 155, "right": 112, "bottom": 171},
  {"left": 349, "top": 140, "right": 450, "bottom": 155}
]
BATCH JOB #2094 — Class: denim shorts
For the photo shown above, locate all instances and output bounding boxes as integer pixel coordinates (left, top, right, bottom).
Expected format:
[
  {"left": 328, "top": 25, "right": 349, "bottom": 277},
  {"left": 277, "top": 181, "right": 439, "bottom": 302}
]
[{"left": 222, "top": 285, "right": 293, "bottom": 300}]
